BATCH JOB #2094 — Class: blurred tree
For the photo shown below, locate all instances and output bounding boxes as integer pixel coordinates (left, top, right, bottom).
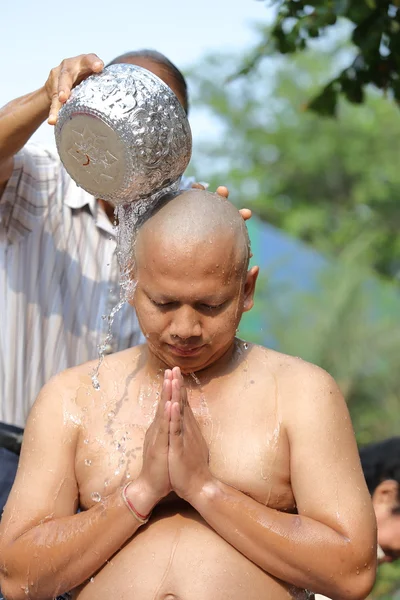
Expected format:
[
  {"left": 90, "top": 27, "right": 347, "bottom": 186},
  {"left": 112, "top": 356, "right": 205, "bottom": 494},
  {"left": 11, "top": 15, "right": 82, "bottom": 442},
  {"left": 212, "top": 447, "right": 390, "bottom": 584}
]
[
  {"left": 189, "top": 50, "right": 400, "bottom": 280},
  {"left": 243, "top": 1, "right": 400, "bottom": 116}
]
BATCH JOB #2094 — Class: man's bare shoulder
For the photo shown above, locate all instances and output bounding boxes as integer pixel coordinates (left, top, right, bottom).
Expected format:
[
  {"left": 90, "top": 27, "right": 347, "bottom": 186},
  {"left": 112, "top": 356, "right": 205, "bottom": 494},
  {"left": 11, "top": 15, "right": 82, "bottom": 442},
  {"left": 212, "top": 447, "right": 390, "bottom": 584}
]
[
  {"left": 246, "top": 342, "right": 349, "bottom": 444},
  {"left": 247, "top": 343, "right": 339, "bottom": 405},
  {"left": 35, "top": 345, "right": 146, "bottom": 412},
  {"left": 248, "top": 342, "right": 324, "bottom": 373}
]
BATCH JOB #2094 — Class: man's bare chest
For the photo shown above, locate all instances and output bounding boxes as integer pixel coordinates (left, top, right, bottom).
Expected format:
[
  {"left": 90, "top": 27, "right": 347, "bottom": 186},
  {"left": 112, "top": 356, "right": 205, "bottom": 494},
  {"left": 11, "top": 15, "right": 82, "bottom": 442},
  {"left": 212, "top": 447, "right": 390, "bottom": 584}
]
[{"left": 75, "top": 383, "right": 295, "bottom": 513}]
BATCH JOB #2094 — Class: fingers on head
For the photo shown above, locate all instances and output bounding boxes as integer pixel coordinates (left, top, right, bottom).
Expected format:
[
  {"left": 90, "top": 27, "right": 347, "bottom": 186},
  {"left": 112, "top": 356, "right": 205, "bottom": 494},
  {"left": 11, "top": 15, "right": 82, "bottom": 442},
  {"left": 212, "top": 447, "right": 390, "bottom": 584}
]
[
  {"left": 239, "top": 208, "right": 252, "bottom": 221},
  {"left": 216, "top": 186, "right": 229, "bottom": 198}
]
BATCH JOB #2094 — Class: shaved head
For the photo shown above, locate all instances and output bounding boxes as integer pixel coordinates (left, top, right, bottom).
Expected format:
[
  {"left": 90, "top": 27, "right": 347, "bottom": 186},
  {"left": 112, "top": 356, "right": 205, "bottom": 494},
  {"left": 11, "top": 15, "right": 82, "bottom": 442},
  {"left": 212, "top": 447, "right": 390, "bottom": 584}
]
[
  {"left": 134, "top": 190, "right": 251, "bottom": 278},
  {"left": 129, "top": 189, "right": 257, "bottom": 372}
]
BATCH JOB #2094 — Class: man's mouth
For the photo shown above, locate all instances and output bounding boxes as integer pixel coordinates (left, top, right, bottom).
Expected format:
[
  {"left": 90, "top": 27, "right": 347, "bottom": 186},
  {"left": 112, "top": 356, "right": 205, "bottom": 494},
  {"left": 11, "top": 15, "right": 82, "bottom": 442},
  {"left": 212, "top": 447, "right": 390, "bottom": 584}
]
[{"left": 167, "top": 344, "right": 205, "bottom": 357}]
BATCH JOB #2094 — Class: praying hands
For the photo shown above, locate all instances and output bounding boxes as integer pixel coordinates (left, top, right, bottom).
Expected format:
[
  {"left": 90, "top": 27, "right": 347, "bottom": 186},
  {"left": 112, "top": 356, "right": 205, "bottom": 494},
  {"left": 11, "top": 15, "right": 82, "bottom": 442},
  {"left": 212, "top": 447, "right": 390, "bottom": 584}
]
[{"left": 124, "top": 368, "right": 212, "bottom": 518}]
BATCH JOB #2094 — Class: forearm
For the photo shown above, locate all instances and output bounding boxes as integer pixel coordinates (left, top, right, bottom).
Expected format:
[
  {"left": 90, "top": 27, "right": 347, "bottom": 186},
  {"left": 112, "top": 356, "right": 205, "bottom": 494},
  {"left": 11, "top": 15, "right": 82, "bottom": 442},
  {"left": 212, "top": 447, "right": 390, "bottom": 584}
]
[
  {"left": 1, "top": 481, "right": 154, "bottom": 600},
  {"left": 0, "top": 88, "right": 50, "bottom": 166},
  {"left": 191, "top": 479, "right": 375, "bottom": 599}
]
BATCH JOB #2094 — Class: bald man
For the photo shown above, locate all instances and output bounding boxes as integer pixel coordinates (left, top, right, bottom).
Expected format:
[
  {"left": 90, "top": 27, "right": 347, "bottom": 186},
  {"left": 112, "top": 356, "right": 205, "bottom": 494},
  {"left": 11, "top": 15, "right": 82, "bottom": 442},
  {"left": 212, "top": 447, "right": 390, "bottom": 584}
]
[{"left": 0, "top": 190, "right": 376, "bottom": 600}]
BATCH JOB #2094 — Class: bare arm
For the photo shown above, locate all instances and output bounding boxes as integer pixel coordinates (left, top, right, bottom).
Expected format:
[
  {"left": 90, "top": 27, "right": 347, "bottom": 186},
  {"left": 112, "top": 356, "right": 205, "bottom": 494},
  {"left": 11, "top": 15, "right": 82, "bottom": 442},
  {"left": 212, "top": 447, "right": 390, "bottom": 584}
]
[
  {"left": 168, "top": 366, "right": 377, "bottom": 600},
  {"left": 0, "top": 371, "right": 173, "bottom": 600},
  {"left": 0, "top": 54, "right": 104, "bottom": 189},
  {"left": 0, "top": 88, "right": 50, "bottom": 171}
]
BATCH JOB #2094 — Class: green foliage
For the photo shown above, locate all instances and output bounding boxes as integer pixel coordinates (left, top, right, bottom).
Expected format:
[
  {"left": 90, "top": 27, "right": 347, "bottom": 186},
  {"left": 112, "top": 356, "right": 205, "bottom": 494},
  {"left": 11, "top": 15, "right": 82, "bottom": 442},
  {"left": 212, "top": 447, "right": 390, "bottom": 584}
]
[
  {"left": 189, "top": 50, "right": 400, "bottom": 279},
  {"left": 245, "top": 1, "right": 400, "bottom": 115},
  {"left": 374, "top": 561, "right": 400, "bottom": 597}
]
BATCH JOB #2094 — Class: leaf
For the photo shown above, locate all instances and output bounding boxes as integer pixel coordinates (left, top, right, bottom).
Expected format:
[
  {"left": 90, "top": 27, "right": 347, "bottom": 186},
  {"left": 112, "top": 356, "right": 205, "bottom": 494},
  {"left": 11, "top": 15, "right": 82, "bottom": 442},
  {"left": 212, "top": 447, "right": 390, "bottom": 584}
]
[{"left": 307, "top": 83, "right": 338, "bottom": 116}]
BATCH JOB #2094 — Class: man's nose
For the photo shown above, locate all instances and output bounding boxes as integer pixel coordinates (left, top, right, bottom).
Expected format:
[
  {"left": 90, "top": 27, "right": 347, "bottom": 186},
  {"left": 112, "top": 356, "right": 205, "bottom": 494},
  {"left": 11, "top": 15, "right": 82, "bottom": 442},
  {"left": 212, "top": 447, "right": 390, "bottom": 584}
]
[{"left": 170, "top": 306, "right": 202, "bottom": 340}]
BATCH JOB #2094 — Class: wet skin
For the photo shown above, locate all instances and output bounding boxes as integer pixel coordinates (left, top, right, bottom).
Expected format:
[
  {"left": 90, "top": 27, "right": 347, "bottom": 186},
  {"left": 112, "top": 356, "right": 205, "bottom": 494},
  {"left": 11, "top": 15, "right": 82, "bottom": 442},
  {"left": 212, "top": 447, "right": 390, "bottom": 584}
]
[
  {"left": 65, "top": 343, "right": 305, "bottom": 600},
  {"left": 0, "top": 340, "right": 375, "bottom": 600}
]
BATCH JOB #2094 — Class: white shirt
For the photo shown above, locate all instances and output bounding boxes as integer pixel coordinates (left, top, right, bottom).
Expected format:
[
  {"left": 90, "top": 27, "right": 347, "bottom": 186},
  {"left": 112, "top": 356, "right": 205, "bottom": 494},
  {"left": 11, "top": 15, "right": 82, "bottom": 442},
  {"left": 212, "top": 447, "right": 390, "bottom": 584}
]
[{"left": 0, "top": 144, "right": 194, "bottom": 427}]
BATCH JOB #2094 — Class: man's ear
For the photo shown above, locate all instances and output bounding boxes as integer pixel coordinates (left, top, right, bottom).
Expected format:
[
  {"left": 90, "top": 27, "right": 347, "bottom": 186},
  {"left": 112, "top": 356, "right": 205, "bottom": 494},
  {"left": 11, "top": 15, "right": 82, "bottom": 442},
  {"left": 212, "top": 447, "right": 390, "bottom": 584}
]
[
  {"left": 243, "top": 266, "right": 259, "bottom": 313},
  {"left": 372, "top": 479, "right": 400, "bottom": 508}
]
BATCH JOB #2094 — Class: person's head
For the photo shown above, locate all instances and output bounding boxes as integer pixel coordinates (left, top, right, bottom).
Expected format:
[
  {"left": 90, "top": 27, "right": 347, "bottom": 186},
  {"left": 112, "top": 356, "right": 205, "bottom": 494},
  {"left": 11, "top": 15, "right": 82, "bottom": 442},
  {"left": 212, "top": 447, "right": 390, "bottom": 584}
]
[
  {"left": 107, "top": 49, "right": 189, "bottom": 114},
  {"left": 360, "top": 437, "right": 400, "bottom": 563},
  {"left": 130, "top": 189, "right": 259, "bottom": 373}
]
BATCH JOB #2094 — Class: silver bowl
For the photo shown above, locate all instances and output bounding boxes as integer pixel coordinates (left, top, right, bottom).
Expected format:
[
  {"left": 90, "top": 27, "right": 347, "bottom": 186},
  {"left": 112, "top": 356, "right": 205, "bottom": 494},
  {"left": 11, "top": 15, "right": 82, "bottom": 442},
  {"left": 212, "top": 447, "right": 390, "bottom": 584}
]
[{"left": 54, "top": 64, "right": 192, "bottom": 204}]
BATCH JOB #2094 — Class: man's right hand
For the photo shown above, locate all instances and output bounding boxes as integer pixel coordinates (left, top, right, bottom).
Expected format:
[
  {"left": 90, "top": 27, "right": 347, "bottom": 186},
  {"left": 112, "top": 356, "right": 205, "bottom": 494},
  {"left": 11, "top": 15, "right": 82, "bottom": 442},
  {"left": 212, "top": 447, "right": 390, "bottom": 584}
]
[
  {"left": 130, "top": 370, "right": 172, "bottom": 514},
  {"left": 45, "top": 54, "right": 104, "bottom": 125}
]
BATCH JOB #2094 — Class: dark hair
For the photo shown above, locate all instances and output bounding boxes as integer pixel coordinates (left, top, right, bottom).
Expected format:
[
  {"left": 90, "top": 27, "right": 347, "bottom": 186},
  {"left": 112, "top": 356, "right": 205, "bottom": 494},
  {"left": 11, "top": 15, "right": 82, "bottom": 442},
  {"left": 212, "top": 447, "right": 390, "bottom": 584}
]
[
  {"left": 360, "top": 437, "right": 400, "bottom": 495},
  {"left": 107, "top": 49, "right": 189, "bottom": 115}
]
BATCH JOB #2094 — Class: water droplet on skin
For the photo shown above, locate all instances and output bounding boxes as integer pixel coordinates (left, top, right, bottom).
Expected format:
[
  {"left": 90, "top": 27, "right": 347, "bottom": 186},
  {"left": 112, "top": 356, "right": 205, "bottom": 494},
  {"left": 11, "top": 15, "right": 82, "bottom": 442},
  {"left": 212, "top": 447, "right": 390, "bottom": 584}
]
[
  {"left": 84, "top": 459, "right": 92, "bottom": 466},
  {"left": 90, "top": 577, "right": 95, "bottom": 583},
  {"left": 108, "top": 411, "right": 116, "bottom": 419},
  {"left": 91, "top": 492, "right": 101, "bottom": 503},
  {"left": 115, "top": 469, "right": 120, "bottom": 476},
  {"left": 83, "top": 438, "right": 89, "bottom": 445},
  {"left": 243, "top": 342, "right": 249, "bottom": 350},
  {"left": 126, "top": 472, "right": 131, "bottom": 479},
  {"left": 104, "top": 479, "right": 110, "bottom": 487}
]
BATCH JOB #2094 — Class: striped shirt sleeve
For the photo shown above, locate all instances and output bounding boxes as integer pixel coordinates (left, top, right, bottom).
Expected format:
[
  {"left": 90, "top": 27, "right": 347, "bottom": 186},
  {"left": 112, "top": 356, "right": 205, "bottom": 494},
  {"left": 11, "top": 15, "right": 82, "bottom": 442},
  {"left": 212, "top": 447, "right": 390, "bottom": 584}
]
[{"left": 0, "top": 144, "right": 59, "bottom": 244}]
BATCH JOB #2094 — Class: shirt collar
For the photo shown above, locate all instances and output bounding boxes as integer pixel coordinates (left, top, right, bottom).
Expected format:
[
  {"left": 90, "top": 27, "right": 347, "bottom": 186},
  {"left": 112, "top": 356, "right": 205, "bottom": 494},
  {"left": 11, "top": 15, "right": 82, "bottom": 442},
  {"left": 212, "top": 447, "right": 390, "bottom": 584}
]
[{"left": 63, "top": 170, "right": 115, "bottom": 237}]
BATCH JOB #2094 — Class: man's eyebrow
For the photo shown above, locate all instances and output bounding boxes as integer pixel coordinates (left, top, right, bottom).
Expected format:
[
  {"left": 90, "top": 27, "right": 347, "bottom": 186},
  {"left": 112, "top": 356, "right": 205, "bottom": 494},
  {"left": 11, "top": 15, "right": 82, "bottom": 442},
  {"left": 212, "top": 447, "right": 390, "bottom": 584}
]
[{"left": 144, "top": 289, "right": 229, "bottom": 304}]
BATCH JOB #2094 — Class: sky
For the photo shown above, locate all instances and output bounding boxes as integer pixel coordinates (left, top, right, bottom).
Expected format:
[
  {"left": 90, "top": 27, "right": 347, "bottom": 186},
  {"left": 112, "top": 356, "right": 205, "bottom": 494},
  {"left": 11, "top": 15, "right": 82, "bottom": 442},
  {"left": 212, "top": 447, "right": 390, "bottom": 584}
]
[{"left": 1, "top": 0, "right": 270, "bottom": 148}]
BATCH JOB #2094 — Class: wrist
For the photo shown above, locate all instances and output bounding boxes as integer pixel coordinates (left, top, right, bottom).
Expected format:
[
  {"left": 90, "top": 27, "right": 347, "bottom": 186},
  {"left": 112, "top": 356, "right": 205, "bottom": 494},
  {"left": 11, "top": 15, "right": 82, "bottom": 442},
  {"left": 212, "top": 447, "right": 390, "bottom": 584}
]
[
  {"left": 125, "top": 476, "right": 161, "bottom": 516},
  {"left": 185, "top": 475, "right": 221, "bottom": 506},
  {"left": 28, "top": 87, "right": 52, "bottom": 122}
]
